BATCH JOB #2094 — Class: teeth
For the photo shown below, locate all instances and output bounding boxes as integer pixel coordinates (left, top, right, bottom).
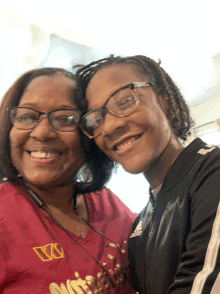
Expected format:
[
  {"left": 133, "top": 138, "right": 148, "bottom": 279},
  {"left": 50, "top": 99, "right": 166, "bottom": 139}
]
[
  {"left": 30, "top": 152, "right": 59, "bottom": 158},
  {"left": 116, "top": 137, "right": 136, "bottom": 151}
]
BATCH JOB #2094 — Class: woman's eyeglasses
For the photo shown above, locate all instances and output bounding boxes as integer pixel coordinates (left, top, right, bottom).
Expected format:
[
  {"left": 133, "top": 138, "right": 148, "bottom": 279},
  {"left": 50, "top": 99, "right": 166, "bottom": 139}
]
[
  {"left": 10, "top": 107, "right": 81, "bottom": 132},
  {"left": 80, "top": 82, "right": 153, "bottom": 138}
]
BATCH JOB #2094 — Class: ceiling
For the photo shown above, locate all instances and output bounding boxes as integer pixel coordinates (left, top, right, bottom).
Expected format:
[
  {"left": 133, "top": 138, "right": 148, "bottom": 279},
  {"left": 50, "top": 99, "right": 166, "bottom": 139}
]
[{"left": 1, "top": 0, "right": 220, "bottom": 106}]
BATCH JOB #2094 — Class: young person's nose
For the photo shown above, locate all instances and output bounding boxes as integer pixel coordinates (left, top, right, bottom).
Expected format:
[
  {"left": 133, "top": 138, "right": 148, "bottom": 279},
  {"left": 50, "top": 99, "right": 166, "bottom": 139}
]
[{"left": 101, "top": 112, "right": 127, "bottom": 137}]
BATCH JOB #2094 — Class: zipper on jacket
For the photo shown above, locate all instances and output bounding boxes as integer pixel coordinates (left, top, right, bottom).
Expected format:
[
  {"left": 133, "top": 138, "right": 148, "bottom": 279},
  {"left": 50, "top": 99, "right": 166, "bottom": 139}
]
[
  {"left": 144, "top": 193, "right": 157, "bottom": 293},
  {"left": 148, "top": 193, "right": 157, "bottom": 237}
]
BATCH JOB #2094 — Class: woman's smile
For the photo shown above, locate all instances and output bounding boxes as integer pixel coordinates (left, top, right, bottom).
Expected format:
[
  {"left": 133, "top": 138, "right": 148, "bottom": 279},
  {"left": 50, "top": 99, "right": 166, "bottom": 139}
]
[
  {"left": 29, "top": 151, "right": 60, "bottom": 163},
  {"left": 26, "top": 146, "right": 65, "bottom": 164},
  {"left": 30, "top": 151, "right": 60, "bottom": 159},
  {"left": 26, "top": 146, "right": 62, "bottom": 162}
]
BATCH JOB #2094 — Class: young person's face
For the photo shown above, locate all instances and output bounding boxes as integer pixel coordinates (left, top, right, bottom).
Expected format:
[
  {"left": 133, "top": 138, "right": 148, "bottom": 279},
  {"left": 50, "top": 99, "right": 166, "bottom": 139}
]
[
  {"left": 86, "top": 64, "right": 181, "bottom": 175},
  {"left": 10, "top": 74, "right": 85, "bottom": 189}
]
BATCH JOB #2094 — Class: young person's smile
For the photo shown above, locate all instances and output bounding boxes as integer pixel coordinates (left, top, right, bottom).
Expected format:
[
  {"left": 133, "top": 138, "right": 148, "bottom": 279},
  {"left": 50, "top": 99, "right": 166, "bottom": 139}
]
[
  {"left": 9, "top": 75, "right": 85, "bottom": 189},
  {"left": 86, "top": 64, "right": 183, "bottom": 184},
  {"left": 113, "top": 134, "right": 142, "bottom": 153}
]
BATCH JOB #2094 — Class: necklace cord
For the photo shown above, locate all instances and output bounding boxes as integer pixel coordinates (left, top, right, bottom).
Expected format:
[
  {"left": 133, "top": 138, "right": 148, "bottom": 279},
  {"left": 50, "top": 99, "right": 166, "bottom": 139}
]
[
  {"left": 25, "top": 186, "right": 126, "bottom": 288},
  {"left": 74, "top": 210, "right": 126, "bottom": 282}
]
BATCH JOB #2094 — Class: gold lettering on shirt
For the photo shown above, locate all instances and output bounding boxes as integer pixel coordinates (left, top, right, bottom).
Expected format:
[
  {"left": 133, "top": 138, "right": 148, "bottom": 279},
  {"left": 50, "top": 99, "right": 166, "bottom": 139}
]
[
  {"left": 50, "top": 272, "right": 112, "bottom": 293},
  {"left": 49, "top": 267, "right": 125, "bottom": 294},
  {"left": 96, "top": 273, "right": 111, "bottom": 290},
  {"left": 49, "top": 241, "right": 128, "bottom": 293}
]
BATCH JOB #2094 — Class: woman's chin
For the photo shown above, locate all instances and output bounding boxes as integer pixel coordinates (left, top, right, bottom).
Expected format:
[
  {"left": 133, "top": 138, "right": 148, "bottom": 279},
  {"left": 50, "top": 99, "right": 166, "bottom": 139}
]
[{"left": 23, "top": 175, "right": 75, "bottom": 190}]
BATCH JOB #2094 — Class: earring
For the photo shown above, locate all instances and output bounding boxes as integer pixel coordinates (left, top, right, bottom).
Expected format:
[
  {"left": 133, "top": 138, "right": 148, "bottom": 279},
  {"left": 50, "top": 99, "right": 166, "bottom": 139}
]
[{"left": 114, "top": 162, "right": 118, "bottom": 173}]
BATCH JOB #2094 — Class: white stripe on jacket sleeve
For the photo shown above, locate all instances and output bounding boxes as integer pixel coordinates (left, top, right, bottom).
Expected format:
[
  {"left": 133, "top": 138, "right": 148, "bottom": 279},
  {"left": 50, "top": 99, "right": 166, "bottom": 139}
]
[{"left": 190, "top": 201, "right": 220, "bottom": 294}]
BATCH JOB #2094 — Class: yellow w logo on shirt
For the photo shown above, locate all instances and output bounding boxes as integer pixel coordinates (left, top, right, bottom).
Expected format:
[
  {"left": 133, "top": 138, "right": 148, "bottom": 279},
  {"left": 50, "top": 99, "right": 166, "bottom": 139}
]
[{"left": 33, "top": 243, "right": 65, "bottom": 262}]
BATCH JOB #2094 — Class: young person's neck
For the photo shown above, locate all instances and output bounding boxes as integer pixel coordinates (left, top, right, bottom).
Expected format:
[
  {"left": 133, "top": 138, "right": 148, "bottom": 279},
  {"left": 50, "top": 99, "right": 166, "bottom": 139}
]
[{"left": 144, "top": 136, "right": 184, "bottom": 190}]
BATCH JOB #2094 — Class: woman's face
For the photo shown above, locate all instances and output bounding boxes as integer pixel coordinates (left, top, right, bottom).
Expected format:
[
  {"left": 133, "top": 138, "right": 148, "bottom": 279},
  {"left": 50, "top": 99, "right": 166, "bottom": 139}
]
[
  {"left": 86, "top": 64, "right": 181, "bottom": 175},
  {"left": 9, "top": 74, "right": 85, "bottom": 189}
]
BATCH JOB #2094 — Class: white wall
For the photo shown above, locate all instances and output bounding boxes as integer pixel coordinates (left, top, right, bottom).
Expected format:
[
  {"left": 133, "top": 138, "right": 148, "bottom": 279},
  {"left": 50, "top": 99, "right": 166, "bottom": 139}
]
[
  {"left": 190, "top": 95, "right": 220, "bottom": 128},
  {"left": 106, "top": 166, "right": 149, "bottom": 213}
]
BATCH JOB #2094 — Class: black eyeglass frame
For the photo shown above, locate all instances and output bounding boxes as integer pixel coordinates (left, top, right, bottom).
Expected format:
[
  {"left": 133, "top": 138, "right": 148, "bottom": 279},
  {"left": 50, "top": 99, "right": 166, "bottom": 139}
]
[
  {"left": 10, "top": 107, "right": 82, "bottom": 132},
  {"left": 80, "top": 82, "right": 153, "bottom": 138}
]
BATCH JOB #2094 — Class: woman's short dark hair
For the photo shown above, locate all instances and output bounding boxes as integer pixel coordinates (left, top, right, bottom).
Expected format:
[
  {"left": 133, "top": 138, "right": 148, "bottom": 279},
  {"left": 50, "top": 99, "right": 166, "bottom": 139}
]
[{"left": 0, "top": 67, "right": 113, "bottom": 192}]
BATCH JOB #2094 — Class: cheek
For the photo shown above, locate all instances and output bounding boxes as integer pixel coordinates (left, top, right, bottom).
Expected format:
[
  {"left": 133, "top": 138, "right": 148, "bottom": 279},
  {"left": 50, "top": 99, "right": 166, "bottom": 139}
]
[
  {"left": 9, "top": 128, "right": 25, "bottom": 147},
  {"left": 9, "top": 128, "right": 29, "bottom": 164},
  {"left": 9, "top": 130, "right": 21, "bottom": 171},
  {"left": 154, "top": 107, "right": 173, "bottom": 136},
  {"left": 94, "top": 137, "right": 114, "bottom": 160},
  {"left": 66, "top": 135, "right": 85, "bottom": 164},
  {"left": 140, "top": 100, "right": 171, "bottom": 131},
  {"left": 9, "top": 128, "right": 21, "bottom": 155},
  {"left": 94, "top": 137, "right": 105, "bottom": 152}
]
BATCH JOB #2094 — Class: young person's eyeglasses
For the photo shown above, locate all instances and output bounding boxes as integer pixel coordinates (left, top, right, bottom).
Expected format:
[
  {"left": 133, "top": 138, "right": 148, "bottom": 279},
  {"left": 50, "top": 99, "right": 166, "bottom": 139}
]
[
  {"left": 10, "top": 107, "right": 81, "bottom": 132},
  {"left": 80, "top": 82, "right": 153, "bottom": 138}
]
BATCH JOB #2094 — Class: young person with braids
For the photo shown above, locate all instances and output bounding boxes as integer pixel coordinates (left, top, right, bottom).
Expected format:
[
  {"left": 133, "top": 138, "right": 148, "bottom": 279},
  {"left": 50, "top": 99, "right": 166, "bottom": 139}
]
[
  {"left": 76, "top": 55, "right": 220, "bottom": 294},
  {"left": 0, "top": 67, "right": 137, "bottom": 294}
]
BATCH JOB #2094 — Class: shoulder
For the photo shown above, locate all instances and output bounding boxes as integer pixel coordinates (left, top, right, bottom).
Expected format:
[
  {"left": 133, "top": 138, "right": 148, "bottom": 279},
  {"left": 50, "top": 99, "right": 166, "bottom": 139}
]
[
  {"left": 164, "top": 139, "right": 220, "bottom": 190},
  {"left": 190, "top": 143, "right": 220, "bottom": 191},
  {"left": 0, "top": 181, "right": 31, "bottom": 223},
  {"left": 189, "top": 143, "right": 220, "bottom": 186},
  {"left": 193, "top": 140, "right": 220, "bottom": 165},
  {"left": 85, "top": 187, "right": 137, "bottom": 222},
  {"left": 0, "top": 181, "right": 16, "bottom": 194},
  {"left": 86, "top": 187, "right": 132, "bottom": 210},
  {"left": 0, "top": 181, "right": 19, "bottom": 206},
  {"left": 0, "top": 182, "right": 22, "bottom": 239},
  {"left": 182, "top": 138, "right": 220, "bottom": 165}
]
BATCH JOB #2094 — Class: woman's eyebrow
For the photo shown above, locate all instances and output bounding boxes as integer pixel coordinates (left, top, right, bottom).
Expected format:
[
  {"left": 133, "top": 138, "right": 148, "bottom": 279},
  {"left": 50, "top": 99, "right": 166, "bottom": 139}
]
[{"left": 18, "top": 103, "right": 77, "bottom": 110}]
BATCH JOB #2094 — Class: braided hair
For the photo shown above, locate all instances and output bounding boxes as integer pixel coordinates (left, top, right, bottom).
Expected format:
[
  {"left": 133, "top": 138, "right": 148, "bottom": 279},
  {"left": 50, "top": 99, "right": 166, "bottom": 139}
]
[{"left": 75, "top": 54, "right": 194, "bottom": 141}]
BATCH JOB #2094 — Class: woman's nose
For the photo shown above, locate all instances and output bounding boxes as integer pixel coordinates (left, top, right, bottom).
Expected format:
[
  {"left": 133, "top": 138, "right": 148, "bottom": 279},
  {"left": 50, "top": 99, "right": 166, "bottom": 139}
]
[{"left": 30, "top": 115, "right": 57, "bottom": 141}]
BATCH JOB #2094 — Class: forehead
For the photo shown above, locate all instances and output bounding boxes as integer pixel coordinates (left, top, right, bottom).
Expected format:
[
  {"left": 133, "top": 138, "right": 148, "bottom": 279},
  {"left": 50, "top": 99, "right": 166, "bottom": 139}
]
[
  {"left": 86, "top": 64, "right": 149, "bottom": 109},
  {"left": 19, "top": 74, "right": 76, "bottom": 105}
]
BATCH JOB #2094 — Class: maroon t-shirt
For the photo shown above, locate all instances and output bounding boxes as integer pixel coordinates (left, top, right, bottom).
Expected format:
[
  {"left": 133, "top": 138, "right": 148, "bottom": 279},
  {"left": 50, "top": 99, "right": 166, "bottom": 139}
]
[{"left": 0, "top": 182, "right": 137, "bottom": 294}]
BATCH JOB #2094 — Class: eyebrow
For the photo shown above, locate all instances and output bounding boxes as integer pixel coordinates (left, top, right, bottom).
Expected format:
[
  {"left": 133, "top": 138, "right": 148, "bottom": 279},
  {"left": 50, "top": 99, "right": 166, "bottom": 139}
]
[
  {"left": 88, "top": 83, "right": 132, "bottom": 113},
  {"left": 18, "top": 103, "right": 77, "bottom": 110},
  {"left": 109, "top": 83, "right": 132, "bottom": 98}
]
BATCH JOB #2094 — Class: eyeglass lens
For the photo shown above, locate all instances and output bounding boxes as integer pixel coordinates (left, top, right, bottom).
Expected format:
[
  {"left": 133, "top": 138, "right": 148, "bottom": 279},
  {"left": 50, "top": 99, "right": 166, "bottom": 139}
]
[
  {"left": 82, "top": 88, "right": 137, "bottom": 138},
  {"left": 107, "top": 88, "right": 137, "bottom": 116},
  {"left": 10, "top": 108, "right": 80, "bottom": 132}
]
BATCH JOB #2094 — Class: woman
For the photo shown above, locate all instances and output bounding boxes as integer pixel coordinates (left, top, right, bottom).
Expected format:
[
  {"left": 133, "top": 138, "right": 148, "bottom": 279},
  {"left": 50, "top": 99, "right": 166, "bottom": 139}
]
[
  {"left": 0, "top": 67, "right": 137, "bottom": 294},
  {"left": 76, "top": 55, "right": 220, "bottom": 294}
]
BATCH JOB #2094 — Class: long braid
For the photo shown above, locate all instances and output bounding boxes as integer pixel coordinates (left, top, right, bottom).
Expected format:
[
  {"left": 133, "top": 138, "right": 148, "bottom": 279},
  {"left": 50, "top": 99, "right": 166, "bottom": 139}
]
[{"left": 75, "top": 55, "right": 194, "bottom": 141}]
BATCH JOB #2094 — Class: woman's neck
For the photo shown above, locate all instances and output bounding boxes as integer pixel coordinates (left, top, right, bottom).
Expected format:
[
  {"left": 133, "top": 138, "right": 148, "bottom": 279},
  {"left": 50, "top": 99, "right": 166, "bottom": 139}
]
[
  {"left": 22, "top": 182, "right": 75, "bottom": 211},
  {"left": 21, "top": 181, "right": 89, "bottom": 234}
]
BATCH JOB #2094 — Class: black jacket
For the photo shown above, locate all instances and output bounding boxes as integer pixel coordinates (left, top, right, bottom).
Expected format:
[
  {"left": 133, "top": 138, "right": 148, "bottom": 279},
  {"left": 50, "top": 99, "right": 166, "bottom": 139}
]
[{"left": 128, "top": 138, "right": 220, "bottom": 294}]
